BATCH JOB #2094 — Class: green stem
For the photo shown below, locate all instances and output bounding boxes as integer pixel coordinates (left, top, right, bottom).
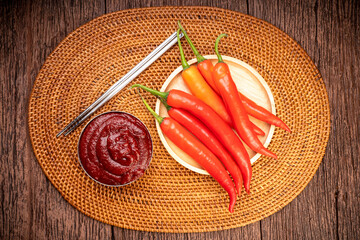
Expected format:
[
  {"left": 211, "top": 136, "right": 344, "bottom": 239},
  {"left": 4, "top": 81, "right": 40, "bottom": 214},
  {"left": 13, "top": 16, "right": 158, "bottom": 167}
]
[
  {"left": 177, "top": 21, "right": 205, "bottom": 63},
  {"left": 131, "top": 84, "right": 169, "bottom": 99},
  {"left": 159, "top": 97, "right": 171, "bottom": 111},
  {"left": 215, "top": 33, "right": 228, "bottom": 63},
  {"left": 138, "top": 92, "right": 163, "bottom": 124},
  {"left": 177, "top": 29, "right": 190, "bottom": 70}
]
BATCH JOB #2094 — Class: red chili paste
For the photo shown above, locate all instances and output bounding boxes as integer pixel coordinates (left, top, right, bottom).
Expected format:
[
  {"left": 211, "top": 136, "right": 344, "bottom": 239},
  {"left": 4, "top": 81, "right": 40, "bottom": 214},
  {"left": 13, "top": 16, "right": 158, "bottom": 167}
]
[{"left": 78, "top": 112, "right": 152, "bottom": 186}]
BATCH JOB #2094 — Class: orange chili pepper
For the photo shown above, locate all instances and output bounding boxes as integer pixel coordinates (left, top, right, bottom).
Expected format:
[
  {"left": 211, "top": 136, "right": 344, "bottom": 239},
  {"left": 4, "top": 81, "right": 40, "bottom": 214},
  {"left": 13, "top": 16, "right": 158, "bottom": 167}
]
[
  {"left": 176, "top": 29, "right": 232, "bottom": 126},
  {"left": 178, "top": 21, "right": 290, "bottom": 133},
  {"left": 178, "top": 23, "right": 265, "bottom": 136}
]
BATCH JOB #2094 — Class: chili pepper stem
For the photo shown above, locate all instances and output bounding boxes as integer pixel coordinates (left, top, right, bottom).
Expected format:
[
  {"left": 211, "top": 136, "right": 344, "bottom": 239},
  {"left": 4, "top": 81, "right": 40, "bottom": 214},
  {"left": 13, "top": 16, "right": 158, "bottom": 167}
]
[
  {"left": 159, "top": 97, "right": 172, "bottom": 111},
  {"left": 138, "top": 92, "right": 164, "bottom": 124},
  {"left": 215, "top": 34, "right": 228, "bottom": 63},
  {"left": 177, "top": 29, "right": 190, "bottom": 70},
  {"left": 177, "top": 21, "right": 206, "bottom": 63},
  {"left": 131, "top": 84, "right": 169, "bottom": 99}
]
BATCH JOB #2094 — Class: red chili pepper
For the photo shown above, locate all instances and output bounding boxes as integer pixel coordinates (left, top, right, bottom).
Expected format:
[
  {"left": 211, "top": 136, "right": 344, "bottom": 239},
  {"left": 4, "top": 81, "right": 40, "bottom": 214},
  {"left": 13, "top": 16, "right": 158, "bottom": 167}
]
[
  {"left": 239, "top": 93, "right": 291, "bottom": 132},
  {"left": 249, "top": 121, "right": 265, "bottom": 136},
  {"left": 140, "top": 94, "right": 237, "bottom": 212},
  {"left": 178, "top": 21, "right": 290, "bottom": 133},
  {"left": 160, "top": 98, "right": 243, "bottom": 195},
  {"left": 213, "top": 34, "right": 277, "bottom": 159},
  {"left": 176, "top": 29, "right": 232, "bottom": 126},
  {"left": 131, "top": 84, "right": 252, "bottom": 194}
]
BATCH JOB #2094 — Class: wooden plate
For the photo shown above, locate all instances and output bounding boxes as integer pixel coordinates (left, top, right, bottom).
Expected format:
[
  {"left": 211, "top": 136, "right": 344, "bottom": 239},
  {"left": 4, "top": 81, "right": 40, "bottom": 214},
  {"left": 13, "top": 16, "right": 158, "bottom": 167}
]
[{"left": 155, "top": 55, "right": 276, "bottom": 174}]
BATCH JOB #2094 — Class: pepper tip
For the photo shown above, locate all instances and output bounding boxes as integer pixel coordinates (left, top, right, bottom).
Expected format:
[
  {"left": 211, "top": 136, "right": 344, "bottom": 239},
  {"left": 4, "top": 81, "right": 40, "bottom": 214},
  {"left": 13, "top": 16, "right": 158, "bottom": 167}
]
[
  {"left": 271, "top": 152, "right": 278, "bottom": 160},
  {"left": 229, "top": 202, "right": 235, "bottom": 213},
  {"left": 237, "top": 188, "right": 241, "bottom": 197},
  {"left": 244, "top": 182, "right": 250, "bottom": 194}
]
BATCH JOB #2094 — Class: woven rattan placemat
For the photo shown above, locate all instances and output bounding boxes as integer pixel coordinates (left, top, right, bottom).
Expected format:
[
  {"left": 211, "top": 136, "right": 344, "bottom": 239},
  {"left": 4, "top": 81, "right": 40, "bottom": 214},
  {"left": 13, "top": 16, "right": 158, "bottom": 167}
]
[{"left": 28, "top": 6, "right": 330, "bottom": 233}]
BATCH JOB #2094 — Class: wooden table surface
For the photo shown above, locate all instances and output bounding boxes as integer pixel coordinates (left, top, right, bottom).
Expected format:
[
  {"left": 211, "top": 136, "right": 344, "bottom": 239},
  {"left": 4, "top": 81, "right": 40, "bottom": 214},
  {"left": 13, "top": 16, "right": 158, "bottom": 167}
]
[{"left": 1, "top": 0, "right": 359, "bottom": 239}]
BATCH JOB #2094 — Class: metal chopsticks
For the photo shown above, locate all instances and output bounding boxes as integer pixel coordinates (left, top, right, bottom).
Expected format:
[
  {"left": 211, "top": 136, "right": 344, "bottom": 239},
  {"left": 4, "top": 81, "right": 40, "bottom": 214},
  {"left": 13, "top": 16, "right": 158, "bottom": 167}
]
[{"left": 57, "top": 31, "right": 183, "bottom": 137}]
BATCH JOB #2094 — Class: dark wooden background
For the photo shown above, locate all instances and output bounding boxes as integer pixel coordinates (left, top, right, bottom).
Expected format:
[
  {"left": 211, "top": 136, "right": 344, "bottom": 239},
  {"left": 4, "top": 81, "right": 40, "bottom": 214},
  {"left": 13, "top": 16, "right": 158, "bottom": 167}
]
[{"left": 1, "top": 0, "right": 359, "bottom": 239}]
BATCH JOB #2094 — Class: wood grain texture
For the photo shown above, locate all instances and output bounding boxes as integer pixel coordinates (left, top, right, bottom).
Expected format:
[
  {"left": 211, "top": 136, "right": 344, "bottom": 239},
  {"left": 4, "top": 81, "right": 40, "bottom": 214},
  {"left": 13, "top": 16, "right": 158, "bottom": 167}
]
[{"left": 1, "top": 0, "right": 359, "bottom": 239}]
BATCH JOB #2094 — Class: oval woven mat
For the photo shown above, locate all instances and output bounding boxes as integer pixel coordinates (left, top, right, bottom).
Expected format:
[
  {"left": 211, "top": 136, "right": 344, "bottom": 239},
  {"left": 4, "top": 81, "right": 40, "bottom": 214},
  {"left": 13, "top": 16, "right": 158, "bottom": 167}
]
[{"left": 28, "top": 6, "right": 330, "bottom": 233}]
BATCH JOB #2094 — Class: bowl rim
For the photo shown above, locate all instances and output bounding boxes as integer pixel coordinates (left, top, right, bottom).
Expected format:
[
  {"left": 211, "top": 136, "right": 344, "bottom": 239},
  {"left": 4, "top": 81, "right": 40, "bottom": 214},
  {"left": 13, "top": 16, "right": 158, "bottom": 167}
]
[{"left": 77, "top": 111, "right": 153, "bottom": 187}]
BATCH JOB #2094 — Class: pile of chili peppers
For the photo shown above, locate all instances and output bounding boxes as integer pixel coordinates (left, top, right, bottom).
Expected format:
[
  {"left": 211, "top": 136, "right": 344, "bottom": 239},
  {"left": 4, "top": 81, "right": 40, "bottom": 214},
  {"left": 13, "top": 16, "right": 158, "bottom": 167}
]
[{"left": 132, "top": 21, "right": 290, "bottom": 213}]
